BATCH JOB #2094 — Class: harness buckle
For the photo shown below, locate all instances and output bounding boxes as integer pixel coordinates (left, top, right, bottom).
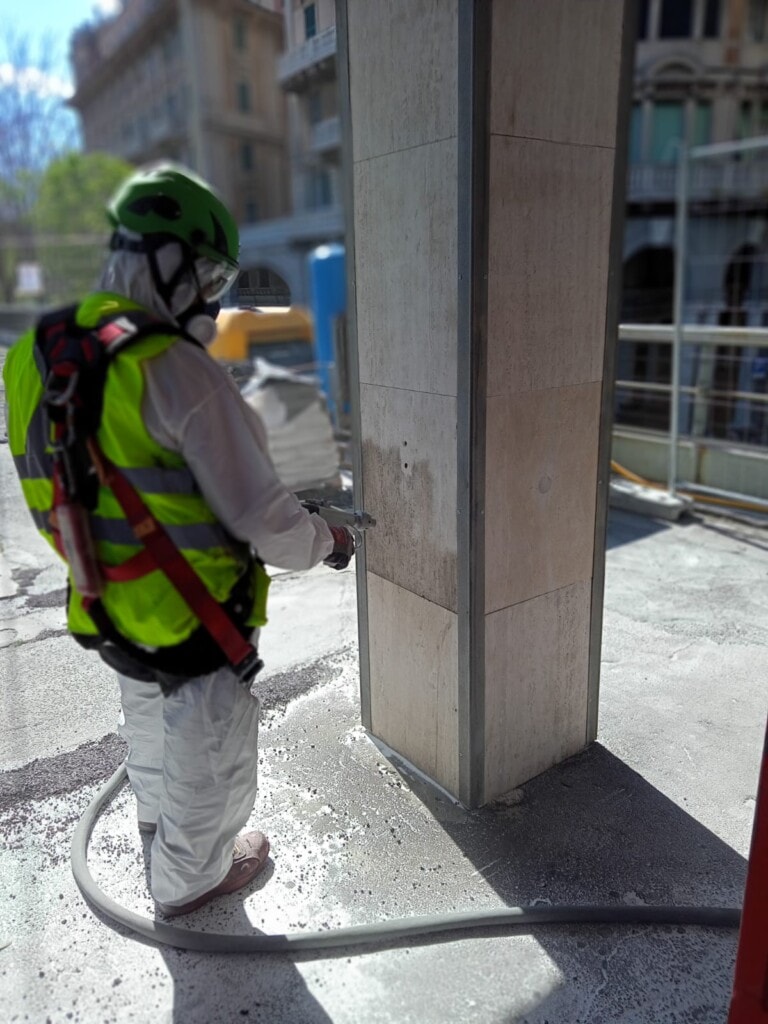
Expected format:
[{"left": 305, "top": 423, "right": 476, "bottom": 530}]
[
  {"left": 232, "top": 646, "right": 264, "bottom": 687},
  {"left": 133, "top": 517, "right": 156, "bottom": 539}
]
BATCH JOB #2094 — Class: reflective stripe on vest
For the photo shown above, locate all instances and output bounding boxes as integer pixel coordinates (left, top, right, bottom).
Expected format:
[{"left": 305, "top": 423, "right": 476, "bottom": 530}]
[
  {"left": 15, "top": 456, "right": 201, "bottom": 497},
  {"left": 88, "top": 516, "right": 232, "bottom": 550}
]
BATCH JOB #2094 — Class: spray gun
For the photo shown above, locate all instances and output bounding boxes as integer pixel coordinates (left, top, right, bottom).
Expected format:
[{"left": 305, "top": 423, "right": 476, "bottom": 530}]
[
  {"left": 301, "top": 501, "right": 376, "bottom": 534},
  {"left": 300, "top": 500, "right": 376, "bottom": 556}
]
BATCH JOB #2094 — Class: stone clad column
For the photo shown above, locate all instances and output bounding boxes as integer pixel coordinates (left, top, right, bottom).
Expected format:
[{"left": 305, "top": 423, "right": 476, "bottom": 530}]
[{"left": 338, "top": 0, "right": 634, "bottom": 807}]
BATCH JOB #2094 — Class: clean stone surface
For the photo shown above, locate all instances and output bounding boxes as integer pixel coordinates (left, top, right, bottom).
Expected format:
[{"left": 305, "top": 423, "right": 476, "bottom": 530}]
[
  {"left": 490, "top": 0, "right": 625, "bottom": 149},
  {"left": 484, "top": 580, "right": 592, "bottom": 799},
  {"left": 354, "top": 137, "right": 458, "bottom": 398},
  {"left": 348, "top": 0, "right": 457, "bottom": 163},
  {"left": 367, "top": 571, "right": 459, "bottom": 794},
  {"left": 484, "top": 383, "right": 602, "bottom": 614},
  {"left": 486, "top": 134, "right": 615, "bottom": 398}
]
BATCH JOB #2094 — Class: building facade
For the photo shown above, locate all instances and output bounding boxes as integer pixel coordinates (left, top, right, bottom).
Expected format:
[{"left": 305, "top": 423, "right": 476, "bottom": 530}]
[
  {"left": 68, "top": 0, "right": 289, "bottom": 227},
  {"left": 619, "top": 0, "right": 768, "bottom": 441},
  {"left": 236, "top": 0, "right": 343, "bottom": 306},
  {"left": 624, "top": 0, "right": 768, "bottom": 321}
]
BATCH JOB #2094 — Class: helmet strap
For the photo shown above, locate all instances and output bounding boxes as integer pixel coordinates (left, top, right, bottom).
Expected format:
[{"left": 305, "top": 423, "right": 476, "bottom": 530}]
[{"left": 110, "top": 231, "right": 202, "bottom": 316}]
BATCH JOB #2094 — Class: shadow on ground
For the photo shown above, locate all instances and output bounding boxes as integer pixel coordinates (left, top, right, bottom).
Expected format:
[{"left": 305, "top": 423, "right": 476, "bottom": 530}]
[{"left": 385, "top": 742, "right": 746, "bottom": 1022}]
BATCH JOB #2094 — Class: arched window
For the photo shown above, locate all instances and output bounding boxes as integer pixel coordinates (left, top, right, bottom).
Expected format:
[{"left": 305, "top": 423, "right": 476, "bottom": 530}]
[{"left": 232, "top": 267, "right": 292, "bottom": 307}]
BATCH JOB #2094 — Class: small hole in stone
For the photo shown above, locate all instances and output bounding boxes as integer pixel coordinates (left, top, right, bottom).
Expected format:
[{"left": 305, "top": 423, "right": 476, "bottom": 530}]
[
  {"left": 403, "top": 441, "right": 408, "bottom": 446},
  {"left": 404, "top": 462, "right": 409, "bottom": 469}
]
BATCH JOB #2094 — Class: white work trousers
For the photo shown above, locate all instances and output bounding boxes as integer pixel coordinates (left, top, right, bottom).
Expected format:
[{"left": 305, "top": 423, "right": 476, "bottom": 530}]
[{"left": 116, "top": 664, "right": 261, "bottom": 908}]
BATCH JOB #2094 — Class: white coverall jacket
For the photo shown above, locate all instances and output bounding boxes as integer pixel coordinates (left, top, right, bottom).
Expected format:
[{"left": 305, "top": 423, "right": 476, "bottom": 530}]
[{"left": 117, "top": 338, "right": 334, "bottom": 909}]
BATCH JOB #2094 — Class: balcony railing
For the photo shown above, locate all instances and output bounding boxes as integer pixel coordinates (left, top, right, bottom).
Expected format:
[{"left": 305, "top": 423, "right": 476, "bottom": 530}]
[
  {"left": 628, "top": 161, "right": 768, "bottom": 204},
  {"left": 310, "top": 115, "right": 341, "bottom": 154},
  {"left": 278, "top": 26, "right": 336, "bottom": 89},
  {"left": 614, "top": 322, "right": 768, "bottom": 504}
]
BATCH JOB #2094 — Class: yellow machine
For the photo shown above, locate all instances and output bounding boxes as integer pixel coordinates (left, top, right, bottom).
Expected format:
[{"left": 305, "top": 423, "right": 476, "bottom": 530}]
[{"left": 209, "top": 307, "right": 315, "bottom": 372}]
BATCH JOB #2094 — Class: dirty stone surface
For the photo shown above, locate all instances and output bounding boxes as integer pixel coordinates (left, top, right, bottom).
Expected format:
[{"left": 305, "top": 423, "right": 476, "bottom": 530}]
[{"left": 1, "top": 347, "right": 766, "bottom": 1022}]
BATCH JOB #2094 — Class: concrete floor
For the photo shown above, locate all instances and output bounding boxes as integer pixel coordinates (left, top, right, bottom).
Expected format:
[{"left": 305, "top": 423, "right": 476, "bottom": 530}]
[{"left": 1, "top": 354, "right": 766, "bottom": 1021}]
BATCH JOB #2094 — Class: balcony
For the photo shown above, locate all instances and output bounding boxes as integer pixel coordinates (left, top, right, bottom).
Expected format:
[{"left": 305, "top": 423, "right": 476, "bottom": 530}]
[
  {"left": 310, "top": 115, "right": 341, "bottom": 155},
  {"left": 278, "top": 26, "right": 336, "bottom": 91},
  {"left": 628, "top": 161, "right": 768, "bottom": 205}
]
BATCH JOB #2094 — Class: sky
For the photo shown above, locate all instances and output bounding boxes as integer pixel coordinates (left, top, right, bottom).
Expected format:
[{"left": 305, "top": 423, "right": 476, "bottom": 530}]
[{"left": 1, "top": 0, "right": 122, "bottom": 96}]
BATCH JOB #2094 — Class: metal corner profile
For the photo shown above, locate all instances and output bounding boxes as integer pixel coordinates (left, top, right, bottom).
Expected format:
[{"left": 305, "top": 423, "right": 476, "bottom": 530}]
[
  {"left": 335, "top": 0, "right": 372, "bottom": 729},
  {"left": 587, "top": 0, "right": 638, "bottom": 744},
  {"left": 457, "top": 0, "right": 491, "bottom": 808}
]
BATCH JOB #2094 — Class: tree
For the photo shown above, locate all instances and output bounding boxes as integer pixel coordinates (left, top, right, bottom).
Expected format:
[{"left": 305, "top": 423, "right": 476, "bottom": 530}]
[
  {"left": 33, "top": 151, "right": 134, "bottom": 302},
  {"left": 0, "top": 28, "right": 78, "bottom": 301}
]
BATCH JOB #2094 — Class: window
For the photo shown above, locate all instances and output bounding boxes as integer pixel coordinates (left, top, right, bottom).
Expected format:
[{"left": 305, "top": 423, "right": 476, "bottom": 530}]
[
  {"left": 637, "top": 0, "right": 649, "bottom": 40},
  {"left": 307, "top": 90, "right": 323, "bottom": 125},
  {"left": 650, "top": 101, "right": 684, "bottom": 163},
  {"left": 304, "top": 3, "right": 317, "bottom": 40},
  {"left": 739, "top": 100, "right": 768, "bottom": 139},
  {"left": 748, "top": 0, "right": 768, "bottom": 41},
  {"left": 241, "top": 141, "right": 254, "bottom": 171},
  {"left": 692, "top": 101, "right": 712, "bottom": 147},
  {"left": 703, "top": 0, "right": 721, "bottom": 38},
  {"left": 305, "top": 168, "right": 332, "bottom": 209},
  {"left": 237, "top": 81, "right": 250, "bottom": 113},
  {"left": 740, "top": 100, "right": 754, "bottom": 139},
  {"left": 629, "top": 103, "right": 643, "bottom": 163},
  {"left": 659, "top": 0, "right": 693, "bottom": 38},
  {"left": 234, "top": 17, "right": 246, "bottom": 51}
]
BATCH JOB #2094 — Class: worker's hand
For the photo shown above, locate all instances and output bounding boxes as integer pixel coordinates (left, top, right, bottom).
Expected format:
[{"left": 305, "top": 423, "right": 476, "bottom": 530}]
[{"left": 324, "top": 525, "right": 356, "bottom": 571}]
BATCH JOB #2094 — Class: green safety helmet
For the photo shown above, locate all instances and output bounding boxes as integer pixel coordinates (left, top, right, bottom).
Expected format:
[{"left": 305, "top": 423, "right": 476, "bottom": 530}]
[{"left": 107, "top": 162, "right": 240, "bottom": 302}]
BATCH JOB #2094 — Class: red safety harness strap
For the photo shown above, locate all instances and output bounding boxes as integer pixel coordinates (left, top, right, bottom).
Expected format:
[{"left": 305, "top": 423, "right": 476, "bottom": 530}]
[{"left": 86, "top": 439, "right": 259, "bottom": 679}]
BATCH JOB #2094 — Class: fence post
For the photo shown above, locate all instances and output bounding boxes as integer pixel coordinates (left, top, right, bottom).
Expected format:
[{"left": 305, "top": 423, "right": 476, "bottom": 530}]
[{"left": 669, "top": 140, "right": 690, "bottom": 496}]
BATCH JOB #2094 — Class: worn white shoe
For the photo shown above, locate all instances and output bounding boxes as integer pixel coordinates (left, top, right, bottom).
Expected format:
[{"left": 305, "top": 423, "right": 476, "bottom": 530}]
[{"left": 155, "top": 830, "right": 271, "bottom": 918}]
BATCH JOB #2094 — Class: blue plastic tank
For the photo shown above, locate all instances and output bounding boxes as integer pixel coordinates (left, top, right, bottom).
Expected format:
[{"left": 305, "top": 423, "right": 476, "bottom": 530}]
[{"left": 308, "top": 243, "right": 346, "bottom": 423}]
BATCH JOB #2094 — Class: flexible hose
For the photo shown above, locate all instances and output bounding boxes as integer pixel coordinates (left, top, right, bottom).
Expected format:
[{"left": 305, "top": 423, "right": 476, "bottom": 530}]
[
  {"left": 71, "top": 764, "right": 741, "bottom": 954},
  {"left": 611, "top": 459, "right": 768, "bottom": 515}
]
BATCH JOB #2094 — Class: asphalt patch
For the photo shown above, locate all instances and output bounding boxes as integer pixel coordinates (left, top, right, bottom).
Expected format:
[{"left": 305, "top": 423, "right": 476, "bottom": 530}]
[
  {"left": 254, "top": 645, "right": 354, "bottom": 714},
  {"left": 0, "top": 733, "right": 127, "bottom": 810},
  {"left": 0, "top": 647, "right": 352, "bottom": 810},
  {"left": 26, "top": 588, "right": 68, "bottom": 609}
]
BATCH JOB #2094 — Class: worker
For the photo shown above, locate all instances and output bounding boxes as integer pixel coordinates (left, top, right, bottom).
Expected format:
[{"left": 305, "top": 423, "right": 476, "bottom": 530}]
[{"left": 3, "top": 162, "right": 355, "bottom": 917}]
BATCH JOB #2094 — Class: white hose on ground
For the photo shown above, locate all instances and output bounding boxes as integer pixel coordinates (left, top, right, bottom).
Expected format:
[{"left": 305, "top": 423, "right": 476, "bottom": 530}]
[{"left": 71, "top": 763, "right": 741, "bottom": 954}]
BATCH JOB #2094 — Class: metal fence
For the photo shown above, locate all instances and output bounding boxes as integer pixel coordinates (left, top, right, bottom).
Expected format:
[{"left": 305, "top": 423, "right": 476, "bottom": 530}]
[
  {"left": 616, "top": 135, "right": 768, "bottom": 508},
  {"left": 0, "top": 232, "right": 109, "bottom": 309},
  {"left": 615, "top": 324, "right": 768, "bottom": 447}
]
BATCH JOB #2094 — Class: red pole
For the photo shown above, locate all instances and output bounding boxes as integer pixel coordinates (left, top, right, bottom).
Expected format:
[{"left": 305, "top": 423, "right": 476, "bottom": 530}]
[{"left": 728, "top": 719, "right": 768, "bottom": 1024}]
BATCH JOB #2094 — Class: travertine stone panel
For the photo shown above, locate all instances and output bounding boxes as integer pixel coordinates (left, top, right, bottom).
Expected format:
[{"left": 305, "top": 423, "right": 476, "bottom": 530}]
[
  {"left": 485, "top": 384, "right": 602, "bottom": 615},
  {"left": 368, "top": 572, "right": 459, "bottom": 795},
  {"left": 487, "top": 135, "right": 614, "bottom": 398},
  {"left": 361, "top": 383, "right": 458, "bottom": 612},
  {"left": 347, "top": 0, "right": 457, "bottom": 163},
  {"left": 484, "top": 581, "right": 591, "bottom": 800},
  {"left": 490, "top": 0, "right": 623, "bottom": 149},
  {"left": 354, "top": 138, "right": 458, "bottom": 397}
]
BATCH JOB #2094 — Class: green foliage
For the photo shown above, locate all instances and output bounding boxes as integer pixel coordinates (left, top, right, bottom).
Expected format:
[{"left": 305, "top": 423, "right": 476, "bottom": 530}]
[
  {"left": 34, "top": 151, "right": 133, "bottom": 235},
  {"left": 33, "top": 151, "right": 133, "bottom": 303}
]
